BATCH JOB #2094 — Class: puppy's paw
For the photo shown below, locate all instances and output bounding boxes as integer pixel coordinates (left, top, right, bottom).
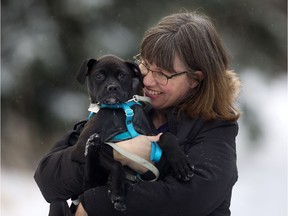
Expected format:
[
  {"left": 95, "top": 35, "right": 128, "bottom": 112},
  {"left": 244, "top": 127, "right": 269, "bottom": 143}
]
[
  {"left": 84, "top": 133, "right": 102, "bottom": 156},
  {"left": 172, "top": 156, "right": 194, "bottom": 181},
  {"left": 111, "top": 194, "right": 126, "bottom": 211},
  {"left": 114, "top": 201, "right": 127, "bottom": 212},
  {"left": 87, "top": 133, "right": 101, "bottom": 145}
]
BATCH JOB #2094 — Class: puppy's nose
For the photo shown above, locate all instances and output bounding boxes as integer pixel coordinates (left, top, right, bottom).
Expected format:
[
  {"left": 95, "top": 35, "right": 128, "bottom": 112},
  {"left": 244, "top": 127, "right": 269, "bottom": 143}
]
[{"left": 107, "top": 84, "right": 118, "bottom": 92}]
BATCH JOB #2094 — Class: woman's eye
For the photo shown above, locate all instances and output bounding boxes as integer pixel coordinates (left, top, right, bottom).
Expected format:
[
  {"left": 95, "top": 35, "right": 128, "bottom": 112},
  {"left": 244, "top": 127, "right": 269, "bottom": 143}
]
[
  {"left": 154, "top": 71, "right": 167, "bottom": 78},
  {"left": 158, "top": 72, "right": 167, "bottom": 78}
]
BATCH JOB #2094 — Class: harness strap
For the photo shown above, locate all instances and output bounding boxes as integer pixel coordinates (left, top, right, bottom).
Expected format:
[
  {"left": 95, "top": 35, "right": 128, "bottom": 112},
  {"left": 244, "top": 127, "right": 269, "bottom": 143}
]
[
  {"left": 105, "top": 141, "right": 159, "bottom": 181},
  {"left": 112, "top": 132, "right": 133, "bottom": 141},
  {"left": 87, "top": 95, "right": 162, "bottom": 177},
  {"left": 121, "top": 103, "right": 139, "bottom": 138},
  {"left": 150, "top": 142, "right": 162, "bottom": 163}
]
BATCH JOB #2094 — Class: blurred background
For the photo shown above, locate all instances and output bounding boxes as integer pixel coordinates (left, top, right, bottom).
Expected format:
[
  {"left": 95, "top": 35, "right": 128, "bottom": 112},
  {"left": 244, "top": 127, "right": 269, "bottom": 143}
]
[{"left": 1, "top": 0, "right": 287, "bottom": 215}]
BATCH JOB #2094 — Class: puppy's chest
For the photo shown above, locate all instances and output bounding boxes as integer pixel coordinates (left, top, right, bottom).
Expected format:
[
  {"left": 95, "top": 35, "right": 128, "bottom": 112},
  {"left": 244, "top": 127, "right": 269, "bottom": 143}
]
[
  {"left": 102, "top": 109, "right": 126, "bottom": 127},
  {"left": 89, "top": 106, "right": 154, "bottom": 141},
  {"left": 92, "top": 109, "right": 126, "bottom": 130}
]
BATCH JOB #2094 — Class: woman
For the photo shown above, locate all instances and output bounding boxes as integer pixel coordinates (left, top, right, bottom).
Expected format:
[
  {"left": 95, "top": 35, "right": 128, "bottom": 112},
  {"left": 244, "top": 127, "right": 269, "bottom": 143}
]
[{"left": 35, "top": 11, "right": 241, "bottom": 216}]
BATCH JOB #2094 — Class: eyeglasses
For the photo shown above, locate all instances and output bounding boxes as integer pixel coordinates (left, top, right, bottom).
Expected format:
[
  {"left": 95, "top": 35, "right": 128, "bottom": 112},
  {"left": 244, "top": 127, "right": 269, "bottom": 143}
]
[{"left": 133, "top": 54, "right": 188, "bottom": 86}]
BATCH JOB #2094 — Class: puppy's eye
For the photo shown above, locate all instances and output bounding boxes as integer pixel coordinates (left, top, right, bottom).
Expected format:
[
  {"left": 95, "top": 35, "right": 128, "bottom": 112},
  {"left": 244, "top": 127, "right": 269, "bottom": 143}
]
[
  {"left": 118, "top": 72, "right": 127, "bottom": 80},
  {"left": 95, "top": 73, "right": 105, "bottom": 81}
]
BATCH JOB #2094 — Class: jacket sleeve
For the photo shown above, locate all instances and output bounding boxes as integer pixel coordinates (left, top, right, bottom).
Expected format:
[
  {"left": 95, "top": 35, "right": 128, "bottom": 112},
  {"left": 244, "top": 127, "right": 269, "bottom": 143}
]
[
  {"left": 34, "top": 120, "right": 87, "bottom": 203},
  {"left": 81, "top": 119, "right": 238, "bottom": 216}
]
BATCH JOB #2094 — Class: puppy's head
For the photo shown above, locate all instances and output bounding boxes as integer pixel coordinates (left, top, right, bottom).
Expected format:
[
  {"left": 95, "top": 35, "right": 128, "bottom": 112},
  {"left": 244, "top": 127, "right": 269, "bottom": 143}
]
[{"left": 77, "top": 55, "right": 143, "bottom": 104}]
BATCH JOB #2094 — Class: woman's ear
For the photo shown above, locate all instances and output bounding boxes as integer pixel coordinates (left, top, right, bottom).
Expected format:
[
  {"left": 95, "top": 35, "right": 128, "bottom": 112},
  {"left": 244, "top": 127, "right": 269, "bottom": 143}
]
[{"left": 190, "top": 71, "right": 204, "bottom": 88}]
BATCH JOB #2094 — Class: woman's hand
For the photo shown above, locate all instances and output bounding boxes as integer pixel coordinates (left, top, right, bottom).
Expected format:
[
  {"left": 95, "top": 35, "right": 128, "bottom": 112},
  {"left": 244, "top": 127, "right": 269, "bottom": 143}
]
[{"left": 113, "top": 134, "right": 162, "bottom": 173}]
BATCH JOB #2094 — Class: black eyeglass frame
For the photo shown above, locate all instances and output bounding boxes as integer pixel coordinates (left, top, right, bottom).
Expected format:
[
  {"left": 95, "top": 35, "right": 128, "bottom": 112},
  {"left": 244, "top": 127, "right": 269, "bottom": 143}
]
[{"left": 133, "top": 54, "right": 190, "bottom": 85}]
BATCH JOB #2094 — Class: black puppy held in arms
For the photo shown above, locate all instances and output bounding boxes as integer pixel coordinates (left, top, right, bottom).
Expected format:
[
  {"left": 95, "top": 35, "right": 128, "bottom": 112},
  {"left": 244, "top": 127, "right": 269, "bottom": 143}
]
[{"left": 70, "top": 55, "right": 193, "bottom": 212}]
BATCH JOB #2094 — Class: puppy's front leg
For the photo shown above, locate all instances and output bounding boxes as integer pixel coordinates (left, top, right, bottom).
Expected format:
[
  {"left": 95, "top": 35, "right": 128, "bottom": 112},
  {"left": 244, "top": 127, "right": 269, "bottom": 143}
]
[
  {"left": 84, "top": 133, "right": 108, "bottom": 191},
  {"left": 85, "top": 135, "right": 127, "bottom": 211},
  {"left": 159, "top": 132, "right": 194, "bottom": 181},
  {"left": 99, "top": 153, "right": 127, "bottom": 211}
]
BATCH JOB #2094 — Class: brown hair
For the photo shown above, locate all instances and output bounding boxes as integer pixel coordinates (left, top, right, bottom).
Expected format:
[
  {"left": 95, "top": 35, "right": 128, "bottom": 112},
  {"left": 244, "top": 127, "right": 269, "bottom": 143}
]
[{"left": 140, "top": 11, "right": 241, "bottom": 121}]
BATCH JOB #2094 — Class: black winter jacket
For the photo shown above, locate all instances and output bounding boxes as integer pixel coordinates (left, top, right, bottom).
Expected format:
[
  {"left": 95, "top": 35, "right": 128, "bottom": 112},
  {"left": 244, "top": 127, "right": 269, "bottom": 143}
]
[{"left": 34, "top": 111, "right": 238, "bottom": 216}]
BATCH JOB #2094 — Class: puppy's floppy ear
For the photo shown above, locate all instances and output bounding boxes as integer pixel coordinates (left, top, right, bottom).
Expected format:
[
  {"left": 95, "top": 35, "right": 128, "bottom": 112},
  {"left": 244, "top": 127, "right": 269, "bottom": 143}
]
[
  {"left": 125, "top": 61, "right": 143, "bottom": 83},
  {"left": 125, "top": 61, "right": 143, "bottom": 95},
  {"left": 76, "top": 59, "right": 97, "bottom": 84}
]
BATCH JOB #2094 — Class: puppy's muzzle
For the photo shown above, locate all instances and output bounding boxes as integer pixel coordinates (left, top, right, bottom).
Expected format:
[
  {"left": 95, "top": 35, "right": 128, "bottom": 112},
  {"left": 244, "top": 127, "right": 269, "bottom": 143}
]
[{"left": 102, "top": 84, "right": 123, "bottom": 104}]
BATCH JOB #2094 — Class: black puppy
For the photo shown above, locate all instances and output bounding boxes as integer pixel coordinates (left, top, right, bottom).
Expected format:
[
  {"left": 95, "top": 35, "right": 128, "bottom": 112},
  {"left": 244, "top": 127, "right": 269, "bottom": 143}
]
[{"left": 71, "top": 55, "right": 193, "bottom": 211}]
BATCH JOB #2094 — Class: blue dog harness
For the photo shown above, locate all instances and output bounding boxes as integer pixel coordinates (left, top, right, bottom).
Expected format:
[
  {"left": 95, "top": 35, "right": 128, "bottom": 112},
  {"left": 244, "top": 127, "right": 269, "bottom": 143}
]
[{"left": 88, "top": 96, "right": 162, "bottom": 163}]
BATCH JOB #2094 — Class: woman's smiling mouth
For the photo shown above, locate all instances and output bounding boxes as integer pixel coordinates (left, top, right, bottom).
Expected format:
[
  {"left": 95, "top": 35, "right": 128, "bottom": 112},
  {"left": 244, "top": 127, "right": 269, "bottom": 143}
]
[{"left": 144, "top": 88, "right": 162, "bottom": 96}]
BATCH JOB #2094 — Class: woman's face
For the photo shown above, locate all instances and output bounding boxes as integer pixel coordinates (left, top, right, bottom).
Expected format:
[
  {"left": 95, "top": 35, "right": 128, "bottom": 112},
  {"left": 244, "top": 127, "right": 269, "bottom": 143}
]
[{"left": 141, "top": 56, "right": 194, "bottom": 109}]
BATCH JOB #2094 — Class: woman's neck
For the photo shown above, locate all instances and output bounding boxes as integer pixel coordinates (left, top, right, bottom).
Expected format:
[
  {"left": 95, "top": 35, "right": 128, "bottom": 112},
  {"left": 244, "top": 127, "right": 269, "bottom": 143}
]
[{"left": 152, "top": 110, "right": 167, "bottom": 129}]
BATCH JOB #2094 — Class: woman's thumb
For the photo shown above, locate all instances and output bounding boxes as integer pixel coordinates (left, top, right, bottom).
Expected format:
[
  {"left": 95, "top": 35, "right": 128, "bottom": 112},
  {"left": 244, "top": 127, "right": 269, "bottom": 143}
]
[{"left": 147, "top": 133, "right": 162, "bottom": 142}]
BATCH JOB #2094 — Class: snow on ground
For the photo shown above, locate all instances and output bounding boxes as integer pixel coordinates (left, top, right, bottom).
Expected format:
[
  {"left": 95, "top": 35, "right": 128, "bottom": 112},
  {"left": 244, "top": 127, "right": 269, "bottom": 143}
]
[{"left": 1, "top": 169, "right": 49, "bottom": 216}]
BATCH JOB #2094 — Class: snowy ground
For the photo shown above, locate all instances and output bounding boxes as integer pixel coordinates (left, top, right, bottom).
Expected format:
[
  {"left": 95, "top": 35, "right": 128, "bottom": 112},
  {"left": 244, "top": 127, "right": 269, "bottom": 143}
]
[
  {"left": 1, "top": 71, "right": 287, "bottom": 216},
  {"left": 1, "top": 169, "right": 49, "bottom": 216}
]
